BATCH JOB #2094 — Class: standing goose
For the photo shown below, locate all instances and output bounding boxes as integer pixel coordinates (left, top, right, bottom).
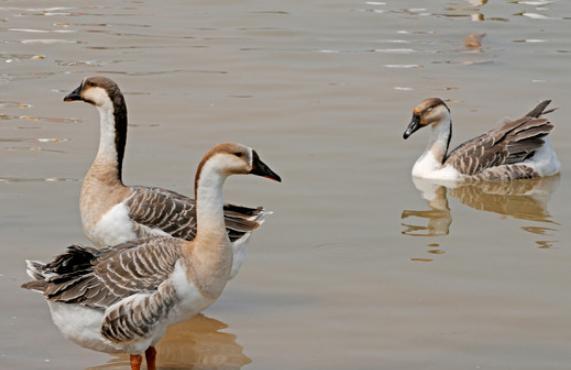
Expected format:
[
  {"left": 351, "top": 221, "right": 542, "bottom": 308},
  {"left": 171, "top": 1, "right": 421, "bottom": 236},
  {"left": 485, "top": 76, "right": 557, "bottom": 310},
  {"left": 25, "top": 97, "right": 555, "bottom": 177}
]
[
  {"left": 64, "top": 76, "right": 268, "bottom": 278},
  {"left": 403, "top": 98, "right": 560, "bottom": 181},
  {"left": 22, "top": 143, "right": 281, "bottom": 370}
]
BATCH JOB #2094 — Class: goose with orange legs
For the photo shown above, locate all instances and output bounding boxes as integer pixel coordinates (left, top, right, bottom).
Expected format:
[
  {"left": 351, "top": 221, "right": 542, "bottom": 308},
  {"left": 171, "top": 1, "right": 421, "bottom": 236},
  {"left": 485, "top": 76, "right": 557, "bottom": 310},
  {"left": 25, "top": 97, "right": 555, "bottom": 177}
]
[{"left": 22, "top": 143, "right": 281, "bottom": 370}]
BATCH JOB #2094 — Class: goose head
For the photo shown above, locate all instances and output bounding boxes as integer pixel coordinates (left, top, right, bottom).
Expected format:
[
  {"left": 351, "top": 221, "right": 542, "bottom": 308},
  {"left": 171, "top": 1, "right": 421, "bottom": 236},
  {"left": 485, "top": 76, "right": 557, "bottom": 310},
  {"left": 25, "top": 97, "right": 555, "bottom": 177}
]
[
  {"left": 403, "top": 98, "right": 450, "bottom": 139},
  {"left": 196, "top": 143, "right": 281, "bottom": 184},
  {"left": 63, "top": 76, "right": 122, "bottom": 108}
]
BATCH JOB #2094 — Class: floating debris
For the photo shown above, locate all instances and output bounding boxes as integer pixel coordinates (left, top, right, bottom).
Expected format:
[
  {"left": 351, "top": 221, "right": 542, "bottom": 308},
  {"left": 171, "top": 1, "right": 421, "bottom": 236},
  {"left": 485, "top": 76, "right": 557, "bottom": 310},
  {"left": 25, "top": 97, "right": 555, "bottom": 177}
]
[{"left": 464, "top": 32, "right": 486, "bottom": 48}]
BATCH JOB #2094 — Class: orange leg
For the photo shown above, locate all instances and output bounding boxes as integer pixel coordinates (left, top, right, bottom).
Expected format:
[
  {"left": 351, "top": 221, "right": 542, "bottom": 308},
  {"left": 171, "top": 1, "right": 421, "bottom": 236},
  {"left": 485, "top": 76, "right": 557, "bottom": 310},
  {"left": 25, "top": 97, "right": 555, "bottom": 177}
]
[
  {"left": 130, "top": 354, "right": 143, "bottom": 370},
  {"left": 145, "top": 346, "right": 157, "bottom": 370}
]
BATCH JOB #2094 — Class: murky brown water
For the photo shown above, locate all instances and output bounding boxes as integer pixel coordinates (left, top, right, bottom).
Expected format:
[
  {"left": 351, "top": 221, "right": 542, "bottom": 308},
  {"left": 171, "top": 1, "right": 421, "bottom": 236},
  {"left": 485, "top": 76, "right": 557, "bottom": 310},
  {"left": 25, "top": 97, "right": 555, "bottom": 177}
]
[{"left": 1, "top": 0, "right": 570, "bottom": 369}]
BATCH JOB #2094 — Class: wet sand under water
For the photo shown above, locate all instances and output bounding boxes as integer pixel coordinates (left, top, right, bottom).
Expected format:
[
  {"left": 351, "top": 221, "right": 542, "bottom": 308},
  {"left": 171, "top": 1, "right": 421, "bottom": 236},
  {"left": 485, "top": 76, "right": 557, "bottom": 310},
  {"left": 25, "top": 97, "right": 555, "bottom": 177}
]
[{"left": 1, "top": 1, "right": 570, "bottom": 369}]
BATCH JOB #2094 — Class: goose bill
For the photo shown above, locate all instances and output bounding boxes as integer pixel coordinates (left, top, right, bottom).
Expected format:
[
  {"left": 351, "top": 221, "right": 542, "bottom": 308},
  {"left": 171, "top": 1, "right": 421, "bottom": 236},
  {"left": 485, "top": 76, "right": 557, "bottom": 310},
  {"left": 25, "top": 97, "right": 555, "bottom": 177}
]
[
  {"left": 63, "top": 85, "right": 82, "bottom": 102},
  {"left": 403, "top": 114, "right": 421, "bottom": 139},
  {"left": 251, "top": 151, "right": 281, "bottom": 182}
]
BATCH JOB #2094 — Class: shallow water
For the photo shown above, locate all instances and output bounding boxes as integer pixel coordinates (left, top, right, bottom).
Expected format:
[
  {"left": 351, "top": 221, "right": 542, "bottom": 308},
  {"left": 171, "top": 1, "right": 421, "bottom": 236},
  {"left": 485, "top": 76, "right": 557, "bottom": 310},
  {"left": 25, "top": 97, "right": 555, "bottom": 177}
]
[{"left": 1, "top": 0, "right": 570, "bottom": 369}]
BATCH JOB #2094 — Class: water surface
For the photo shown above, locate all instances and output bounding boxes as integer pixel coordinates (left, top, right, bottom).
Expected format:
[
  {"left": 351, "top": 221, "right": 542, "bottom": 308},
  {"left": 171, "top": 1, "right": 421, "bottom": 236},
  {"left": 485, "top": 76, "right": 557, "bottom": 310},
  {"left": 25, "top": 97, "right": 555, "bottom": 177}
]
[{"left": 1, "top": 1, "right": 570, "bottom": 369}]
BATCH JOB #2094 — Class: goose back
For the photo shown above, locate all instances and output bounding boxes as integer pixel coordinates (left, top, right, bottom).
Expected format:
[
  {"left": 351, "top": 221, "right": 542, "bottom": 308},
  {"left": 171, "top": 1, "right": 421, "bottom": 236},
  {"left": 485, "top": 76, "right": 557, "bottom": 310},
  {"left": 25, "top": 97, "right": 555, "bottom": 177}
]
[
  {"left": 125, "top": 186, "right": 265, "bottom": 243},
  {"left": 443, "top": 100, "right": 555, "bottom": 178}
]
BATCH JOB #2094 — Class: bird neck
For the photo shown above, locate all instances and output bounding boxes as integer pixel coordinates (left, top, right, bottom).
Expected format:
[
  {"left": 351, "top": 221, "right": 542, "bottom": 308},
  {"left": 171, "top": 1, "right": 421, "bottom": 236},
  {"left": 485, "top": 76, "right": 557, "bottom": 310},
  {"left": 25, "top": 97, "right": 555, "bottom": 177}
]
[
  {"left": 88, "top": 95, "right": 127, "bottom": 186},
  {"left": 195, "top": 165, "right": 228, "bottom": 243},
  {"left": 425, "top": 115, "right": 452, "bottom": 165},
  {"left": 184, "top": 156, "right": 232, "bottom": 298}
]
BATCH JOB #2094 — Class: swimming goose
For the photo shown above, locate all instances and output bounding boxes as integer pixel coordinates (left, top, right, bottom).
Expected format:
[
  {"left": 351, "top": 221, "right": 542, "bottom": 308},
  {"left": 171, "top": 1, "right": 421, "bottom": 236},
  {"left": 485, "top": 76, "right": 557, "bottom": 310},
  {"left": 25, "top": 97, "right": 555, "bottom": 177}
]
[
  {"left": 22, "top": 143, "right": 281, "bottom": 370},
  {"left": 403, "top": 98, "right": 560, "bottom": 181},
  {"left": 64, "top": 76, "right": 268, "bottom": 278}
]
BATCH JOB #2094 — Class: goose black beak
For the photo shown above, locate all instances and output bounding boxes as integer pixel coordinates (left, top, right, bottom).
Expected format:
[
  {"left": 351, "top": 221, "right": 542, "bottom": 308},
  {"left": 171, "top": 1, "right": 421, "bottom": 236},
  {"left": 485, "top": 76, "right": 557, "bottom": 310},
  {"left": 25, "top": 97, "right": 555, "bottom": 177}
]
[
  {"left": 403, "top": 114, "right": 421, "bottom": 140},
  {"left": 251, "top": 151, "right": 281, "bottom": 182},
  {"left": 63, "top": 85, "right": 82, "bottom": 102}
]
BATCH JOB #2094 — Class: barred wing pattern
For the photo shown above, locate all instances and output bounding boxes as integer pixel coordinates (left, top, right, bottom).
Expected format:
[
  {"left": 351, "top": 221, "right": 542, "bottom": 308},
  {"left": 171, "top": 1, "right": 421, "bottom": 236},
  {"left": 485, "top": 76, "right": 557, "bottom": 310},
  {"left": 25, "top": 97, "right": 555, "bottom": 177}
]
[
  {"left": 101, "top": 280, "right": 179, "bottom": 343},
  {"left": 23, "top": 237, "right": 184, "bottom": 343},
  {"left": 126, "top": 186, "right": 264, "bottom": 242},
  {"left": 444, "top": 101, "right": 554, "bottom": 179}
]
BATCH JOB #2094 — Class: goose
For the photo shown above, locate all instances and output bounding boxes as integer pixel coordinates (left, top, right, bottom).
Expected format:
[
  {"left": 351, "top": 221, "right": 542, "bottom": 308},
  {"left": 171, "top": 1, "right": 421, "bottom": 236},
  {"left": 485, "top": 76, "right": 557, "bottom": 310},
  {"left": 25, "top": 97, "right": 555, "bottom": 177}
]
[
  {"left": 22, "top": 143, "right": 281, "bottom": 370},
  {"left": 402, "top": 98, "right": 560, "bottom": 181},
  {"left": 64, "top": 76, "right": 268, "bottom": 278}
]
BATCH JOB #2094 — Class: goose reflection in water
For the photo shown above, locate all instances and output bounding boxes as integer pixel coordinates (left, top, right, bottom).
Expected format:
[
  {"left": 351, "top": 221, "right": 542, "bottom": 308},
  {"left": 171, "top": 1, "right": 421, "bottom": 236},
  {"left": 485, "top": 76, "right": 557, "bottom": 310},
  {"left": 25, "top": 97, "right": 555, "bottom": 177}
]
[
  {"left": 401, "top": 176, "right": 560, "bottom": 247},
  {"left": 88, "top": 314, "right": 250, "bottom": 370}
]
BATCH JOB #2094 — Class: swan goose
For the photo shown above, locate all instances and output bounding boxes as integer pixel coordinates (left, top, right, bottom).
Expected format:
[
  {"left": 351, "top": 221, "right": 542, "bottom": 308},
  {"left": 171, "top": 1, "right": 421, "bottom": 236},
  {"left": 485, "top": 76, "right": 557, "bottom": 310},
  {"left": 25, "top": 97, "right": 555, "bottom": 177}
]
[
  {"left": 22, "top": 143, "right": 281, "bottom": 370},
  {"left": 64, "top": 76, "right": 267, "bottom": 278},
  {"left": 403, "top": 98, "right": 560, "bottom": 182}
]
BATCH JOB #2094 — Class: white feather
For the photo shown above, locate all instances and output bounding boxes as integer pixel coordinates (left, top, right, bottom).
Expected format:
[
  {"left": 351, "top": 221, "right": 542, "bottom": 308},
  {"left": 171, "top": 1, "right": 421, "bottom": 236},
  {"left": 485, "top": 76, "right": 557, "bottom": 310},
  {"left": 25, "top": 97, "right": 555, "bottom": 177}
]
[{"left": 91, "top": 203, "right": 136, "bottom": 246}]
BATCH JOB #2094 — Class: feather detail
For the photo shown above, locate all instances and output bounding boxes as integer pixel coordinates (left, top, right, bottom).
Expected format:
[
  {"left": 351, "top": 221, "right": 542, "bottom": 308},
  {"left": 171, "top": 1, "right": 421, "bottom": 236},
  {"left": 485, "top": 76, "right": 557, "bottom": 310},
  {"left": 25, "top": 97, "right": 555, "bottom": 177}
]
[
  {"left": 126, "top": 186, "right": 266, "bottom": 243},
  {"left": 21, "top": 238, "right": 183, "bottom": 310},
  {"left": 443, "top": 100, "right": 556, "bottom": 180},
  {"left": 101, "top": 282, "right": 178, "bottom": 343},
  {"left": 524, "top": 99, "right": 556, "bottom": 118}
]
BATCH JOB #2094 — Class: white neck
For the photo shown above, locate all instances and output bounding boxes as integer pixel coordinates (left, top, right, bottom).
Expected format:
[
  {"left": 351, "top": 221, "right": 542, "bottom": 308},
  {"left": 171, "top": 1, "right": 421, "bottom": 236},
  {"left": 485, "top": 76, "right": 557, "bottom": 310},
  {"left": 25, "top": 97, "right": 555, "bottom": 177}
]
[
  {"left": 412, "top": 111, "right": 452, "bottom": 176},
  {"left": 94, "top": 103, "right": 118, "bottom": 166},
  {"left": 426, "top": 114, "right": 451, "bottom": 161},
  {"left": 195, "top": 156, "right": 230, "bottom": 244},
  {"left": 187, "top": 155, "right": 233, "bottom": 297}
]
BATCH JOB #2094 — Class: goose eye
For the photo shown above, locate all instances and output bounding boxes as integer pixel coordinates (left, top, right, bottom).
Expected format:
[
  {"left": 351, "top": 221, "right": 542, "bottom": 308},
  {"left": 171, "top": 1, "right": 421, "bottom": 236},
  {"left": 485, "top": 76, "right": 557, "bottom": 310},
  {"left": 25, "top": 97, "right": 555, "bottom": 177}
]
[{"left": 234, "top": 152, "right": 243, "bottom": 158}]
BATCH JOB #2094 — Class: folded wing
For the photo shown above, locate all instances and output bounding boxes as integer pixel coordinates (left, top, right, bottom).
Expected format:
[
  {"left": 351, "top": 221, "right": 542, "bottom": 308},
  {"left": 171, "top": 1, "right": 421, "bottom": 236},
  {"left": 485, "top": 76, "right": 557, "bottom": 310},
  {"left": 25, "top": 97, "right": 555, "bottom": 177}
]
[
  {"left": 126, "top": 186, "right": 266, "bottom": 242},
  {"left": 444, "top": 100, "right": 554, "bottom": 175}
]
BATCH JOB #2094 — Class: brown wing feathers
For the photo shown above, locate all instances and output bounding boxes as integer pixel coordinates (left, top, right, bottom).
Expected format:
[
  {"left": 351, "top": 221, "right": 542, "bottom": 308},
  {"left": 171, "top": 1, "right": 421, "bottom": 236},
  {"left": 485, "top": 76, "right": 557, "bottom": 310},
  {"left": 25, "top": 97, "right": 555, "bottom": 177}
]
[
  {"left": 101, "top": 281, "right": 179, "bottom": 343},
  {"left": 22, "top": 238, "right": 184, "bottom": 344},
  {"left": 127, "top": 186, "right": 265, "bottom": 242},
  {"left": 525, "top": 99, "right": 556, "bottom": 118},
  {"left": 444, "top": 101, "right": 555, "bottom": 175},
  {"left": 22, "top": 238, "right": 182, "bottom": 309}
]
